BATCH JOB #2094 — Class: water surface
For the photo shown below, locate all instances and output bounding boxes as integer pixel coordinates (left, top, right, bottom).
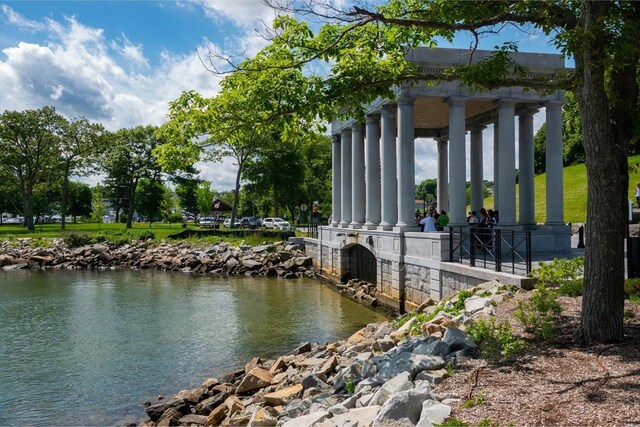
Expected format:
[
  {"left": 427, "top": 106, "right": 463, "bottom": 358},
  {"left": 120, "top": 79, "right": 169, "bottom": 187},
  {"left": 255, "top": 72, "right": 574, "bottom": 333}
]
[{"left": 0, "top": 270, "right": 387, "bottom": 425}]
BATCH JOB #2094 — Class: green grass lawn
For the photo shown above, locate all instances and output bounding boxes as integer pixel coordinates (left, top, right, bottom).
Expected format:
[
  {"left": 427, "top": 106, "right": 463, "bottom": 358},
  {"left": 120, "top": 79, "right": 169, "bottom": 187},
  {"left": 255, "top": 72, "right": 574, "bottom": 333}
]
[
  {"left": 0, "top": 221, "right": 188, "bottom": 240},
  {"left": 482, "top": 154, "right": 640, "bottom": 224}
]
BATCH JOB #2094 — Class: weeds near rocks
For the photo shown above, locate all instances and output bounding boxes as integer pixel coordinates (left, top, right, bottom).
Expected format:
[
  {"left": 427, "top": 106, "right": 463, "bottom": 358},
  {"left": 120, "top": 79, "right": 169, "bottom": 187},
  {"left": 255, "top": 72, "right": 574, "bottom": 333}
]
[
  {"left": 453, "top": 290, "right": 474, "bottom": 311},
  {"left": 467, "top": 318, "right": 527, "bottom": 363},
  {"left": 446, "top": 360, "right": 456, "bottom": 376},
  {"left": 514, "top": 285, "right": 563, "bottom": 342},
  {"left": 476, "top": 418, "right": 501, "bottom": 427},
  {"left": 625, "top": 278, "right": 640, "bottom": 300},
  {"left": 435, "top": 417, "right": 469, "bottom": 427},
  {"left": 345, "top": 381, "right": 355, "bottom": 394},
  {"left": 28, "top": 237, "right": 51, "bottom": 248},
  {"left": 529, "top": 256, "right": 584, "bottom": 287},
  {"left": 624, "top": 309, "right": 636, "bottom": 319},
  {"left": 462, "top": 391, "right": 486, "bottom": 408}
]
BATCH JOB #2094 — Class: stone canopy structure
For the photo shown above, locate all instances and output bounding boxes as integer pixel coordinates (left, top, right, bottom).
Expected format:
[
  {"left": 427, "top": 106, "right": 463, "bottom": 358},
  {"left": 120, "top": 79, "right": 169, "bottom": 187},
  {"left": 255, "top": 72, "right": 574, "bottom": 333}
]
[
  {"left": 305, "top": 47, "right": 570, "bottom": 311},
  {"left": 330, "top": 47, "right": 566, "bottom": 232}
]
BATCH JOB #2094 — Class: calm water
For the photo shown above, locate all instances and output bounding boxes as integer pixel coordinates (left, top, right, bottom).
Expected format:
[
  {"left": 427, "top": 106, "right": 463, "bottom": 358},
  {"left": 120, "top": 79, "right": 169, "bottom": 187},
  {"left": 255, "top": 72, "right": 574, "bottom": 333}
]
[{"left": 0, "top": 270, "right": 387, "bottom": 426}]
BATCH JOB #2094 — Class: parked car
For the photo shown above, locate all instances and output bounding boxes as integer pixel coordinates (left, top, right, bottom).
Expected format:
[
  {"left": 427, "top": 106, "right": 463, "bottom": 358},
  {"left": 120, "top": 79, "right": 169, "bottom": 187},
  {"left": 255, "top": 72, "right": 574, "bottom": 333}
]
[
  {"left": 199, "top": 217, "right": 215, "bottom": 228},
  {"left": 239, "top": 217, "right": 259, "bottom": 229},
  {"left": 223, "top": 218, "right": 242, "bottom": 228},
  {"left": 263, "top": 217, "right": 291, "bottom": 231}
]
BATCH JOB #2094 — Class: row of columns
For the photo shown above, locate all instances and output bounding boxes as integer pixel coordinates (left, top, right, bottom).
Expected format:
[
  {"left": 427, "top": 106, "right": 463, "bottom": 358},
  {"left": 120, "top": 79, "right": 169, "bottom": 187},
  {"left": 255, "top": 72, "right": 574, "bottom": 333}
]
[{"left": 331, "top": 97, "right": 564, "bottom": 230}]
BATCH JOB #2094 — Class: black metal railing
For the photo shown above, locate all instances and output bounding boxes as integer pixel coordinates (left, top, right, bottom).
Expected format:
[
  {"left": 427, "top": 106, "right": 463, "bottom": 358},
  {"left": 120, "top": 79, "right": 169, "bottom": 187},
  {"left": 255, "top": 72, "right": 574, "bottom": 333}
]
[
  {"left": 449, "top": 226, "right": 532, "bottom": 275},
  {"left": 307, "top": 220, "right": 319, "bottom": 238}
]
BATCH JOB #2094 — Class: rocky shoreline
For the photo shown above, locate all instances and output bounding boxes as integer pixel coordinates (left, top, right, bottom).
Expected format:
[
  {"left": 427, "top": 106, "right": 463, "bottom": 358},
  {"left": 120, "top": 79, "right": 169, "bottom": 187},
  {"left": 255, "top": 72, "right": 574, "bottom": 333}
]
[
  {"left": 0, "top": 238, "right": 318, "bottom": 280},
  {"left": 137, "top": 281, "right": 509, "bottom": 427}
]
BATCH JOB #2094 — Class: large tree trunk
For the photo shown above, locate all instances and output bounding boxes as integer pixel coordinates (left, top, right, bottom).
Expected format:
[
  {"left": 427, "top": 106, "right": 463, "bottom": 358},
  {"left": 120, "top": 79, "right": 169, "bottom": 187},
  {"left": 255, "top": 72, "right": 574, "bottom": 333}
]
[
  {"left": 23, "top": 189, "right": 34, "bottom": 231},
  {"left": 230, "top": 161, "right": 244, "bottom": 226},
  {"left": 574, "top": 1, "right": 626, "bottom": 343}
]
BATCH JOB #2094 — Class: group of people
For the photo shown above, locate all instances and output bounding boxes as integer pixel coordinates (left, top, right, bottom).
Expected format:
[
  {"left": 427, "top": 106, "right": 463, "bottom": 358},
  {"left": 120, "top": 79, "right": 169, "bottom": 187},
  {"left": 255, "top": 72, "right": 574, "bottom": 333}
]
[
  {"left": 415, "top": 209, "right": 449, "bottom": 232},
  {"left": 414, "top": 207, "right": 499, "bottom": 233}
]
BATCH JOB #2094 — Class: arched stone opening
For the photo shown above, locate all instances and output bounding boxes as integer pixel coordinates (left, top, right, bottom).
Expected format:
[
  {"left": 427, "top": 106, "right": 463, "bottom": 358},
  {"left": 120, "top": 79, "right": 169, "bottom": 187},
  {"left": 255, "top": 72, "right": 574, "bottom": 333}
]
[{"left": 340, "top": 244, "right": 377, "bottom": 284}]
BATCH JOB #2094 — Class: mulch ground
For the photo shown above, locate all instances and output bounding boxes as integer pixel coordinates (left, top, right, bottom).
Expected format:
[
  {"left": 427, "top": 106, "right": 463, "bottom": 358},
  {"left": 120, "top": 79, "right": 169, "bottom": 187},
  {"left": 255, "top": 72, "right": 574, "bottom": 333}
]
[{"left": 433, "top": 295, "right": 640, "bottom": 427}]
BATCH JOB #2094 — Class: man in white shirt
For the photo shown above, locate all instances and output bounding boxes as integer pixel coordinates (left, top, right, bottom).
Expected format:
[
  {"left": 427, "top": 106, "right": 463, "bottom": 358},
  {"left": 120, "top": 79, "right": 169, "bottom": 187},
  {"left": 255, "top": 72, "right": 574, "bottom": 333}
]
[{"left": 420, "top": 212, "right": 437, "bottom": 232}]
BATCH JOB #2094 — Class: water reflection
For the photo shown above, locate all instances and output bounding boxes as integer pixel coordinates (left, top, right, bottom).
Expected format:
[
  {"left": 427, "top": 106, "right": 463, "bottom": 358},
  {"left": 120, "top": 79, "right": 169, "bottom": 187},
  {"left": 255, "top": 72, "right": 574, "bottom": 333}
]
[{"left": 0, "top": 270, "right": 387, "bottom": 426}]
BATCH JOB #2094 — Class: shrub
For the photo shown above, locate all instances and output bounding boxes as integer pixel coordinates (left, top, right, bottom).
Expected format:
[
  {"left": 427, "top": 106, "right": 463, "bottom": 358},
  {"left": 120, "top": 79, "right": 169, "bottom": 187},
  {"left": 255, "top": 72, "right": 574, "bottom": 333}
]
[
  {"left": 167, "top": 213, "right": 184, "bottom": 223},
  {"left": 624, "top": 309, "right": 636, "bottom": 319},
  {"left": 515, "top": 285, "right": 563, "bottom": 341},
  {"left": 436, "top": 417, "right": 469, "bottom": 427},
  {"left": 624, "top": 278, "right": 640, "bottom": 299},
  {"left": 453, "top": 289, "right": 474, "bottom": 311},
  {"left": 119, "top": 214, "right": 128, "bottom": 224},
  {"left": 530, "top": 256, "right": 584, "bottom": 288},
  {"left": 64, "top": 233, "right": 94, "bottom": 247},
  {"left": 467, "top": 318, "right": 527, "bottom": 363},
  {"left": 558, "top": 279, "right": 584, "bottom": 297}
]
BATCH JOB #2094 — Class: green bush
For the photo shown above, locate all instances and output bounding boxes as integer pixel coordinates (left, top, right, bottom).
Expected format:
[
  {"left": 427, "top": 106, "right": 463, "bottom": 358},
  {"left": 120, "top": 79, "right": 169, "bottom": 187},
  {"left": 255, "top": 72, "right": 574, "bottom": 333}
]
[
  {"left": 119, "top": 214, "right": 128, "bottom": 224},
  {"left": 558, "top": 279, "right": 584, "bottom": 297},
  {"left": 624, "top": 278, "right": 640, "bottom": 299},
  {"left": 435, "top": 417, "right": 469, "bottom": 427},
  {"left": 64, "top": 233, "right": 94, "bottom": 247},
  {"left": 467, "top": 318, "right": 527, "bottom": 363},
  {"left": 515, "top": 285, "right": 563, "bottom": 341},
  {"left": 167, "top": 213, "right": 184, "bottom": 223},
  {"left": 530, "top": 256, "right": 584, "bottom": 288}
]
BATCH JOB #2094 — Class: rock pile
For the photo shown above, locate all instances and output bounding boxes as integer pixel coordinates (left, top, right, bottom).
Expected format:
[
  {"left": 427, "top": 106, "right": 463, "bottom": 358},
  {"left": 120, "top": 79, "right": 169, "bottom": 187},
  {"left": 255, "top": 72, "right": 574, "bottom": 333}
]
[
  {"left": 0, "top": 239, "right": 315, "bottom": 280},
  {"left": 140, "top": 281, "right": 512, "bottom": 427}
]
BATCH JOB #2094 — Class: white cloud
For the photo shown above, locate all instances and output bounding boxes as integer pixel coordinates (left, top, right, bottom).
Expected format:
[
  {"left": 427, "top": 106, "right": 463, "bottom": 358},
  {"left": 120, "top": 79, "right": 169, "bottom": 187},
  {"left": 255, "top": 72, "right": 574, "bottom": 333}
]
[
  {"left": 1, "top": 4, "right": 45, "bottom": 31},
  {"left": 193, "top": 0, "right": 275, "bottom": 29},
  {"left": 0, "top": 6, "right": 238, "bottom": 188}
]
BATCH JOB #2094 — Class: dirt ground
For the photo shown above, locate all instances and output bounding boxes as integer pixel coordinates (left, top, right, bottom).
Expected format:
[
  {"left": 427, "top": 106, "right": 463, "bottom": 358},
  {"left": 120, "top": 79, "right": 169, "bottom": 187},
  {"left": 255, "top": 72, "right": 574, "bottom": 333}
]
[{"left": 433, "top": 295, "right": 640, "bottom": 427}]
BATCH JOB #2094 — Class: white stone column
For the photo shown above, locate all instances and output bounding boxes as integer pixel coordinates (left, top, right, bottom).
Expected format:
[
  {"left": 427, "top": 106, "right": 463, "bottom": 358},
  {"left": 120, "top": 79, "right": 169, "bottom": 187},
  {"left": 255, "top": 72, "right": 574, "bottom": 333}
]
[
  {"left": 497, "top": 101, "right": 516, "bottom": 225},
  {"left": 365, "top": 114, "right": 381, "bottom": 228},
  {"left": 448, "top": 98, "right": 467, "bottom": 225},
  {"left": 436, "top": 137, "right": 449, "bottom": 213},
  {"left": 469, "top": 125, "right": 485, "bottom": 212},
  {"left": 351, "top": 124, "right": 366, "bottom": 227},
  {"left": 396, "top": 98, "right": 416, "bottom": 228},
  {"left": 340, "top": 127, "right": 352, "bottom": 227},
  {"left": 493, "top": 118, "right": 500, "bottom": 212},
  {"left": 518, "top": 108, "right": 537, "bottom": 225},
  {"left": 331, "top": 134, "right": 341, "bottom": 226},
  {"left": 546, "top": 101, "right": 564, "bottom": 225},
  {"left": 379, "top": 103, "right": 397, "bottom": 230}
]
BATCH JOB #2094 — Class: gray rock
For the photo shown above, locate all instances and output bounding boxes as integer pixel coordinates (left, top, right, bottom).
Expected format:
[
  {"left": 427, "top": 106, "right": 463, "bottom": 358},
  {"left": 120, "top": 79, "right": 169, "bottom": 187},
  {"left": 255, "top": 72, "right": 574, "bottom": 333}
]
[
  {"left": 372, "top": 387, "right": 432, "bottom": 427},
  {"left": 294, "top": 342, "right": 312, "bottom": 354},
  {"left": 281, "top": 410, "right": 330, "bottom": 427},
  {"left": 321, "top": 406, "right": 381, "bottom": 427},
  {"left": 302, "top": 374, "right": 328, "bottom": 390},
  {"left": 415, "top": 400, "right": 452, "bottom": 427},
  {"left": 464, "top": 295, "right": 490, "bottom": 315},
  {"left": 178, "top": 413, "right": 208, "bottom": 425},
  {"left": 369, "top": 372, "right": 414, "bottom": 406},
  {"left": 412, "top": 340, "right": 449, "bottom": 358},
  {"left": 145, "top": 398, "right": 189, "bottom": 422},
  {"left": 415, "top": 369, "right": 448, "bottom": 385},
  {"left": 242, "top": 259, "right": 262, "bottom": 270},
  {"left": 252, "top": 245, "right": 272, "bottom": 253},
  {"left": 442, "top": 328, "right": 473, "bottom": 354}
]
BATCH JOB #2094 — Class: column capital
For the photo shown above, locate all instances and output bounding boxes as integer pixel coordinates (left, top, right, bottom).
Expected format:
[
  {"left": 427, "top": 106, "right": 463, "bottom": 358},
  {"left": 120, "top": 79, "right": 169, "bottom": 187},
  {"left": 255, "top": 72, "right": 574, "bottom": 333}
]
[
  {"left": 517, "top": 106, "right": 539, "bottom": 118},
  {"left": 366, "top": 113, "right": 380, "bottom": 124},
  {"left": 381, "top": 102, "right": 397, "bottom": 113},
  {"left": 468, "top": 125, "right": 486, "bottom": 133},
  {"left": 332, "top": 134, "right": 341, "bottom": 144},
  {"left": 545, "top": 100, "right": 564, "bottom": 110},
  {"left": 397, "top": 96, "right": 415, "bottom": 106},
  {"left": 447, "top": 96, "right": 466, "bottom": 107},
  {"left": 340, "top": 127, "right": 352, "bottom": 137},
  {"left": 496, "top": 99, "right": 517, "bottom": 109},
  {"left": 434, "top": 135, "right": 449, "bottom": 144}
]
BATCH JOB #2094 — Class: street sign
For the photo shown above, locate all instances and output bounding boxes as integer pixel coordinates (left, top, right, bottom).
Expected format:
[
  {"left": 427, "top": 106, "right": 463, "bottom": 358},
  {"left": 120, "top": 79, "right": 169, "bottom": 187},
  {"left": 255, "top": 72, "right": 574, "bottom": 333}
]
[{"left": 300, "top": 204, "right": 308, "bottom": 212}]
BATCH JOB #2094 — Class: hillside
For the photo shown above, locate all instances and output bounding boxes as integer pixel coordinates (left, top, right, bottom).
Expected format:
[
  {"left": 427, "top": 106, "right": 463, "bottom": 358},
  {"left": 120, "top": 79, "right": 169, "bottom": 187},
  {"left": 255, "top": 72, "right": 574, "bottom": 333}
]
[{"left": 481, "top": 155, "right": 640, "bottom": 224}]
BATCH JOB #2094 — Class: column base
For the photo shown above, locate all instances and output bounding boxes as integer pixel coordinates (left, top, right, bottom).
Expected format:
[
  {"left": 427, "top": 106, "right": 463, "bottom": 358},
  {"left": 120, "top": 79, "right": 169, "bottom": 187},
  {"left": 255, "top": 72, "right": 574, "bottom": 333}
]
[
  {"left": 339, "top": 221, "right": 350, "bottom": 228},
  {"left": 363, "top": 223, "right": 380, "bottom": 230},
  {"left": 378, "top": 222, "right": 394, "bottom": 231},
  {"left": 349, "top": 222, "right": 363, "bottom": 229},
  {"left": 393, "top": 225, "right": 420, "bottom": 233}
]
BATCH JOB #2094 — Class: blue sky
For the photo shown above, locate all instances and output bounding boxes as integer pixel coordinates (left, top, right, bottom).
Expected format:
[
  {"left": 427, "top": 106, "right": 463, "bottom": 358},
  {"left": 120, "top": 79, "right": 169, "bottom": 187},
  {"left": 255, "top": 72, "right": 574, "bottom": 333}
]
[{"left": 0, "top": 1, "right": 563, "bottom": 190}]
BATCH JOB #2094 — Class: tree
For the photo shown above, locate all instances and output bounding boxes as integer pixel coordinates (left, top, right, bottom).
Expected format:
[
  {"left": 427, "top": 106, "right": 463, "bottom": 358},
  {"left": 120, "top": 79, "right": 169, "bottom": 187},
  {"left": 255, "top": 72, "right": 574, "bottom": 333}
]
[
  {"left": 135, "top": 178, "right": 167, "bottom": 224},
  {"left": 0, "top": 107, "right": 64, "bottom": 230},
  {"left": 156, "top": 41, "right": 321, "bottom": 227},
  {"left": 173, "top": 172, "right": 202, "bottom": 220},
  {"left": 252, "top": 0, "right": 640, "bottom": 343},
  {"left": 196, "top": 181, "right": 216, "bottom": 217},
  {"left": 91, "top": 184, "right": 106, "bottom": 227},
  {"left": 59, "top": 117, "right": 105, "bottom": 230},
  {"left": 67, "top": 181, "right": 93, "bottom": 222},
  {"left": 101, "top": 126, "right": 162, "bottom": 228}
]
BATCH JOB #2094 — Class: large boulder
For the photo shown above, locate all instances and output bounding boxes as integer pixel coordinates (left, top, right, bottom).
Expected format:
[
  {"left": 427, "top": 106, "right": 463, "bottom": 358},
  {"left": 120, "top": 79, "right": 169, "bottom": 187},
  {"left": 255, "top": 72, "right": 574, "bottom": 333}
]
[
  {"left": 236, "top": 367, "right": 273, "bottom": 394},
  {"left": 372, "top": 387, "right": 433, "bottom": 427},
  {"left": 145, "top": 398, "right": 190, "bottom": 422},
  {"left": 415, "top": 400, "right": 452, "bottom": 427},
  {"left": 262, "top": 383, "right": 303, "bottom": 406}
]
